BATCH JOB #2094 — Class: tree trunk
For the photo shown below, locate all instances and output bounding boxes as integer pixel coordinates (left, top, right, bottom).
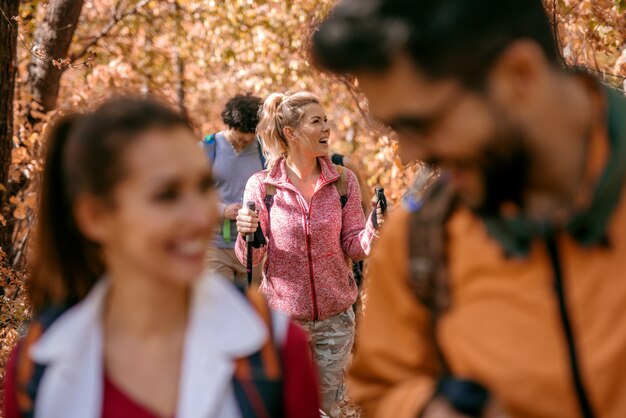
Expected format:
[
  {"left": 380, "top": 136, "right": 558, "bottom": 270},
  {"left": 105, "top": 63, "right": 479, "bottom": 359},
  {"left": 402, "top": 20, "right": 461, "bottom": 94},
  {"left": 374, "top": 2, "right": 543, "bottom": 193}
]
[
  {"left": 28, "top": 0, "right": 84, "bottom": 113},
  {"left": 0, "top": 0, "right": 19, "bottom": 257},
  {"left": 172, "top": 0, "right": 187, "bottom": 116}
]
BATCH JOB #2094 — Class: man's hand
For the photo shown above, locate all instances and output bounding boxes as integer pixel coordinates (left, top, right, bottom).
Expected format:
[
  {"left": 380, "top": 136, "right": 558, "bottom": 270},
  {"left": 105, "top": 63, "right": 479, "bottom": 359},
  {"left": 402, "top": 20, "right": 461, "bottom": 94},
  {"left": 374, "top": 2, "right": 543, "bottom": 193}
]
[{"left": 223, "top": 203, "right": 242, "bottom": 220}]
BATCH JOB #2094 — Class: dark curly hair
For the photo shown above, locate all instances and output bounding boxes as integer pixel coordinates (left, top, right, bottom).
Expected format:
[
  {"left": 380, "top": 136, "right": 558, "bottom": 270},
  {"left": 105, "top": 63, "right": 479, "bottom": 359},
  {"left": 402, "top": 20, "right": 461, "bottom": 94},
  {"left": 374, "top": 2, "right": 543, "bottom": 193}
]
[
  {"left": 312, "top": 0, "right": 559, "bottom": 88},
  {"left": 221, "top": 94, "right": 262, "bottom": 133}
]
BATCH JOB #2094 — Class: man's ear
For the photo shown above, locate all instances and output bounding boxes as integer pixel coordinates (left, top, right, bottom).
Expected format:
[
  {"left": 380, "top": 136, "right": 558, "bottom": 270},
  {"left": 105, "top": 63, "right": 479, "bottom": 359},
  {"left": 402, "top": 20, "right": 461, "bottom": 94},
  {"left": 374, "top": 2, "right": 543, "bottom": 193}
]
[
  {"left": 73, "top": 195, "right": 112, "bottom": 245},
  {"left": 486, "top": 40, "right": 549, "bottom": 111}
]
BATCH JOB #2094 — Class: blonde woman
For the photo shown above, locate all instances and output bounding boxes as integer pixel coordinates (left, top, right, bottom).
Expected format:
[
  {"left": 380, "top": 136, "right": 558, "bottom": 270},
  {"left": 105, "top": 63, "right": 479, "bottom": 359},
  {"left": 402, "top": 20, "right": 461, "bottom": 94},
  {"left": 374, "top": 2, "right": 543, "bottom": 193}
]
[{"left": 235, "top": 91, "right": 383, "bottom": 416}]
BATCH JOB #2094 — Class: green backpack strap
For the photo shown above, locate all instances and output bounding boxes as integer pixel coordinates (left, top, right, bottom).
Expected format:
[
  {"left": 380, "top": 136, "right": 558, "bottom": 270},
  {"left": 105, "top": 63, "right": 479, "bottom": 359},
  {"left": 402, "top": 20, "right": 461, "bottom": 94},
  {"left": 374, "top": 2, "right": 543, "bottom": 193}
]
[{"left": 334, "top": 165, "right": 349, "bottom": 208}]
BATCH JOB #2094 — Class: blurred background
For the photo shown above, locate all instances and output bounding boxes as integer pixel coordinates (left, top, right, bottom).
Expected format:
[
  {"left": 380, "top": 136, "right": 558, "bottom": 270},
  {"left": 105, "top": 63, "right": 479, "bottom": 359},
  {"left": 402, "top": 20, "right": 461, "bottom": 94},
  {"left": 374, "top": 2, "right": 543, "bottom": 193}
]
[{"left": 0, "top": 0, "right": 625, "bottom": 403}]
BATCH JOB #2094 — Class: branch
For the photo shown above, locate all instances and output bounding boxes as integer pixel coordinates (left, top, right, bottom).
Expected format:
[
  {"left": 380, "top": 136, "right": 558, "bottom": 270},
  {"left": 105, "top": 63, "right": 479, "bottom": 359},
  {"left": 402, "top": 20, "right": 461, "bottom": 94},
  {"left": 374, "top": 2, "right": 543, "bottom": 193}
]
[
  {"left": 69, "top": 0, "right": 150, "bottom": 62},
  {"left": 338, "top": 77, "right": 371, "bottom": 125},
  {"left": 0, "top": 5, "right": 48, "bottom": 64},
  {"left": 171, "top": 0, "right": 188, "bottom": 115},
  {"left": 2, "top": 4, "right": 95, "bottom": 73},
  {"left": 584, "top": 67, "right": 626, "bottom": 81},
  {"left": 552, "top": 0, "right": 566, "bottom": 66},
  {"left": 561, "top": 0, "right": 586, "bottom": 18}
]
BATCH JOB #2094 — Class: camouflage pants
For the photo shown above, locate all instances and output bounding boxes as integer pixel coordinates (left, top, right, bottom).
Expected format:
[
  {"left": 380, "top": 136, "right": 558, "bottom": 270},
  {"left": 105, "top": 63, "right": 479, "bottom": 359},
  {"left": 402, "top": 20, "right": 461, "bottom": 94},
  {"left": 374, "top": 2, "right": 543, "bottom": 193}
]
[{"left": 298, "top": 308, "right": 356, "bottom": 417}]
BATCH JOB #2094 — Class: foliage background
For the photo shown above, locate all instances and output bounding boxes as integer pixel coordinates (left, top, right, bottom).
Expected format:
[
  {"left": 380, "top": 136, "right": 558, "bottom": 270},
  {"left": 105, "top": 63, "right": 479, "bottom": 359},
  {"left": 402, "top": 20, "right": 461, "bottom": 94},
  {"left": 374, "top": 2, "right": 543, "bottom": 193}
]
[{"left": 1, "top": 0, "right": 625, "bottom": 414}]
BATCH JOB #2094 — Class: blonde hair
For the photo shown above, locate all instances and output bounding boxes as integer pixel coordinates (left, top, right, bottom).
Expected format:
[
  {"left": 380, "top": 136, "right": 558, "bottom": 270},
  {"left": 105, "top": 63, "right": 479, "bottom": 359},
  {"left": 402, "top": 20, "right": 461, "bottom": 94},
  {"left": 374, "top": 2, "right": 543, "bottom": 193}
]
[{"left": 257, "top": 91, "right": 319, "bottom": 167}]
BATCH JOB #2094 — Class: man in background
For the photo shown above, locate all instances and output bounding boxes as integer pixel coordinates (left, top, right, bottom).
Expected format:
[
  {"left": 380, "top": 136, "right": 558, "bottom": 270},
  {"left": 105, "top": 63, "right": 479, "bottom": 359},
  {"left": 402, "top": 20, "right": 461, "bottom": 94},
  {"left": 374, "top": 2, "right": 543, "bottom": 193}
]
[{"left": 203, "top": 94, "right": 265, "bottom": 287}]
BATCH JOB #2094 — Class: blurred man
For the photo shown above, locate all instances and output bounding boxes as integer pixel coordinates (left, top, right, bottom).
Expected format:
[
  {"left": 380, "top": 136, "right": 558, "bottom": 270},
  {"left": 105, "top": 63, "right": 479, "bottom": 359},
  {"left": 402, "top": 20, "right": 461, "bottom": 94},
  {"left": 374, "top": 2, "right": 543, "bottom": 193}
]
[
  {"left": 203, "top": 94, "right": 265, "bottom": 287},
  {"left": 312, "top": 0, "right": 626, "bottom": 417}
]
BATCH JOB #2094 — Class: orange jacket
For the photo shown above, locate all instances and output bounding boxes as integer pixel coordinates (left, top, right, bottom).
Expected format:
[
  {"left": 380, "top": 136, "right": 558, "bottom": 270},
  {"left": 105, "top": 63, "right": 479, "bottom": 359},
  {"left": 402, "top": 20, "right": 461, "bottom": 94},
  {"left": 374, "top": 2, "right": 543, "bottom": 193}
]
[{"left": 349, "top": 90, "right": 626, "bottom": 417}]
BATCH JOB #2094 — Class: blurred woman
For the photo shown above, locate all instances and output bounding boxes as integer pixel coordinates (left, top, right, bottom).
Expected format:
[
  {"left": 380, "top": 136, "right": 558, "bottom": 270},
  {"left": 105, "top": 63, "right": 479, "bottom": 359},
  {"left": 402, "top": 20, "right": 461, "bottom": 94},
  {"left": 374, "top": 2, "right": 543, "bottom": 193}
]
[
  {"left": 235, "top": 91, "right": 383, "bottom": 416},
  {"left": 3, "top": 97, "right": 319, "bottom": 418}
]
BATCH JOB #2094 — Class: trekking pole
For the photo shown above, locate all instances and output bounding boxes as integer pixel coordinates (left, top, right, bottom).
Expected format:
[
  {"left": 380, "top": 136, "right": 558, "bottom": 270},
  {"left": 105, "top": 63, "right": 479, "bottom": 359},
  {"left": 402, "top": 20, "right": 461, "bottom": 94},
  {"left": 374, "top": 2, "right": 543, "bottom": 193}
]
[
  {"left": 372, "top": 187, "right": 388, "bottom": 229},
  {"left": 246, "top": 201, "right": 256, "bottom": 287}
]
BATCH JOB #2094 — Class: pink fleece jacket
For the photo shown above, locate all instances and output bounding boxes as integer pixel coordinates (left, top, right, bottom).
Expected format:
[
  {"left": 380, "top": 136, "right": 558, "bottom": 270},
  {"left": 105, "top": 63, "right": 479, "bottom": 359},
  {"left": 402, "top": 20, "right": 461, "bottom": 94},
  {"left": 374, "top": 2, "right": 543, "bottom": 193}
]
[{"left": 236, "top": 156, "right": 377, "bottom": 321}]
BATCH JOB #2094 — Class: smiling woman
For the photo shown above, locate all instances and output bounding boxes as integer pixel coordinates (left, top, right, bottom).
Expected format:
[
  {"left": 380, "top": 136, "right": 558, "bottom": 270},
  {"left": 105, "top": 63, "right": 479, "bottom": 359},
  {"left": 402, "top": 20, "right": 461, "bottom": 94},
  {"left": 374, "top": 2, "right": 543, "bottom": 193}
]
[
  {"left": 235, "top": 91, "right": 385, "bottom": 416},
  {"left": 2, "top": 97, "right": 320, "bottom": 418}
]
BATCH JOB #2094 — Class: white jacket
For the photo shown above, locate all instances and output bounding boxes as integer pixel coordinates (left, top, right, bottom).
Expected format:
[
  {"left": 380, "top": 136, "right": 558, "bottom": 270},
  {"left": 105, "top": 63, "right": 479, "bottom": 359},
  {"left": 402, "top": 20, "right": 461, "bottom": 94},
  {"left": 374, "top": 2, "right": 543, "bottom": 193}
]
[{"left": 29, "top": 273, "right": 288, "bottom": 418}]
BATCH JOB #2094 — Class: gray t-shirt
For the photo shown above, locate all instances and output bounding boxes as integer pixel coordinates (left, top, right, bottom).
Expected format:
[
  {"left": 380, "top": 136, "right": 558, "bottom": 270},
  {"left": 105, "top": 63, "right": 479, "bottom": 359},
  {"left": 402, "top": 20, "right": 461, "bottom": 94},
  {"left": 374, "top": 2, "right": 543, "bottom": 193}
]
[{"left": 211, "top": 131, "right": 265, "bottom": 248}]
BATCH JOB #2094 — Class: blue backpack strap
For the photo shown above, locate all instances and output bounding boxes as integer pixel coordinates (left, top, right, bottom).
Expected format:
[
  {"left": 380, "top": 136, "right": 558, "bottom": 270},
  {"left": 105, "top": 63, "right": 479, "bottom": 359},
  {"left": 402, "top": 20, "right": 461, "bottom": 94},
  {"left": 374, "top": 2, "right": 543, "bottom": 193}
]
[
  {"left": 232, "top": 287, "right": 283, "bottom": 418},
  {"left": 15, "top": 305, "right": 69, "bottom": 417},
  {"left": 202, "top": 133, "right": 217, "bottom": 165}
]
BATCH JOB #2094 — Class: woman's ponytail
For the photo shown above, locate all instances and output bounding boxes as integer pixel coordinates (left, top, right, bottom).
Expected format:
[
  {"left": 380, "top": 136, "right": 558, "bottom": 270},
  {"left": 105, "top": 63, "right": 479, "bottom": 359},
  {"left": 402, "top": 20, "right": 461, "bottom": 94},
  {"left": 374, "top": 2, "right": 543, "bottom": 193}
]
[
  {"left": 30, "top": 114, "right": 104, "bottom": 313},
  {"left": 257, "top": 93, "right": 288, "bottom": 168}
]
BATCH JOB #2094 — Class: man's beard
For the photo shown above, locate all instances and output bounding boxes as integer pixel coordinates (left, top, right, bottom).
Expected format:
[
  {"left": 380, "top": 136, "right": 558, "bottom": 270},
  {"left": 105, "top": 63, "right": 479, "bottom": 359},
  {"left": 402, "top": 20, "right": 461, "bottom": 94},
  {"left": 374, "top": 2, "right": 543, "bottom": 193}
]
[{"left": 472, "top": 119, "right": 532, "bottom": 218}]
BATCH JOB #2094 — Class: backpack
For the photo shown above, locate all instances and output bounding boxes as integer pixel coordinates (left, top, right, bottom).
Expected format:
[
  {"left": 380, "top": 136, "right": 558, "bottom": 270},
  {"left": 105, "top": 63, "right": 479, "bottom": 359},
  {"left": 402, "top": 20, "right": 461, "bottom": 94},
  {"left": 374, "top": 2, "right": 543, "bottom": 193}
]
[
  {"left": 202, "top": 133, "right": 267, "bottom": 169},
  {"left": 14, "top": 288, "right": 283, "bottom": 418},
  {"left": 262, "top": 164, "right": 349, "bottom": 212}
]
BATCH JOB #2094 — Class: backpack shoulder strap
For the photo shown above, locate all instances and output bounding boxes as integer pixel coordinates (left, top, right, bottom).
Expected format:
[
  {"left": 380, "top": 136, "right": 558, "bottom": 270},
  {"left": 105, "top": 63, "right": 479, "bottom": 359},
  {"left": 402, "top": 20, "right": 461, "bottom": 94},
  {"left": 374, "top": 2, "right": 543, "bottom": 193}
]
[
  {"left": 232, "top": 287, "right": 283, "bottom": 418},
  {"left": 407, "top": 176, "right": 457, "bottom": 312},
  {"left": 235, "top": 288, "right": 281, "bottom": 379},
  {"left": 15, "top": 305, "right": 69, "bottom": 416},
  {"left": 334, "top": 164, "right": 349, "bottom": 209},
  {"left": 407, "top": 175, "right": 458, "bottom": 374},
  {"left": 263, "top": 166, "right": 347, "bottom": 210},
  {"left": 202, "top": 133, "right": 217, "bottom": 164}
]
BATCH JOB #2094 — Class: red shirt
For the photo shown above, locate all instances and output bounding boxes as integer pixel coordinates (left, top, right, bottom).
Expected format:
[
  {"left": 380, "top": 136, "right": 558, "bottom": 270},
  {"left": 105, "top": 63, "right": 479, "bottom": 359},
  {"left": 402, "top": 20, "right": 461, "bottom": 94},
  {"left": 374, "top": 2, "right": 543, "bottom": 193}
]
[{"left": 3, "top": 322, "right": 319, "bottom": 418}]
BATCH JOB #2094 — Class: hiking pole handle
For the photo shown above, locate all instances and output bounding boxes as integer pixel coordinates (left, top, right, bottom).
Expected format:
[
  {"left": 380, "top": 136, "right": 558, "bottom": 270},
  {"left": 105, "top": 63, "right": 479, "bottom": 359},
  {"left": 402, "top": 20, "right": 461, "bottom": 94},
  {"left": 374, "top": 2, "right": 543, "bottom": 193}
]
[
  {"left": 375, "top": 187, "right": 388, "bottom": 214},
  {"left": 246, "top": 201, "right": 256, "bottom": 287},
  {"left": 372, "top": 187, "right": 387, "bottom": 229},
  {"left": 246, "top": 201, "right": 256, "bottom": 243}
]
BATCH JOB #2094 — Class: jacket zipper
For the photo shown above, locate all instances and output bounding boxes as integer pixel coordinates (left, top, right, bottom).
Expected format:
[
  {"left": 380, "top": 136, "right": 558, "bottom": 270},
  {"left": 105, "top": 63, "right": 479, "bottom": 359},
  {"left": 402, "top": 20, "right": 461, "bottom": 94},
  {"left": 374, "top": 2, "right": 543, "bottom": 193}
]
[
  {"left": 294, "top": 179, "right": 335, "bottom": 320},
  {"left": 296, "top": 196, "right": 319, "bottom": 320},
  {"left": 545, "top": 235, "right": 595, "bottom": 418},
  {"left": 304, "top": 211, "right": 319, "bottom": 320}
]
